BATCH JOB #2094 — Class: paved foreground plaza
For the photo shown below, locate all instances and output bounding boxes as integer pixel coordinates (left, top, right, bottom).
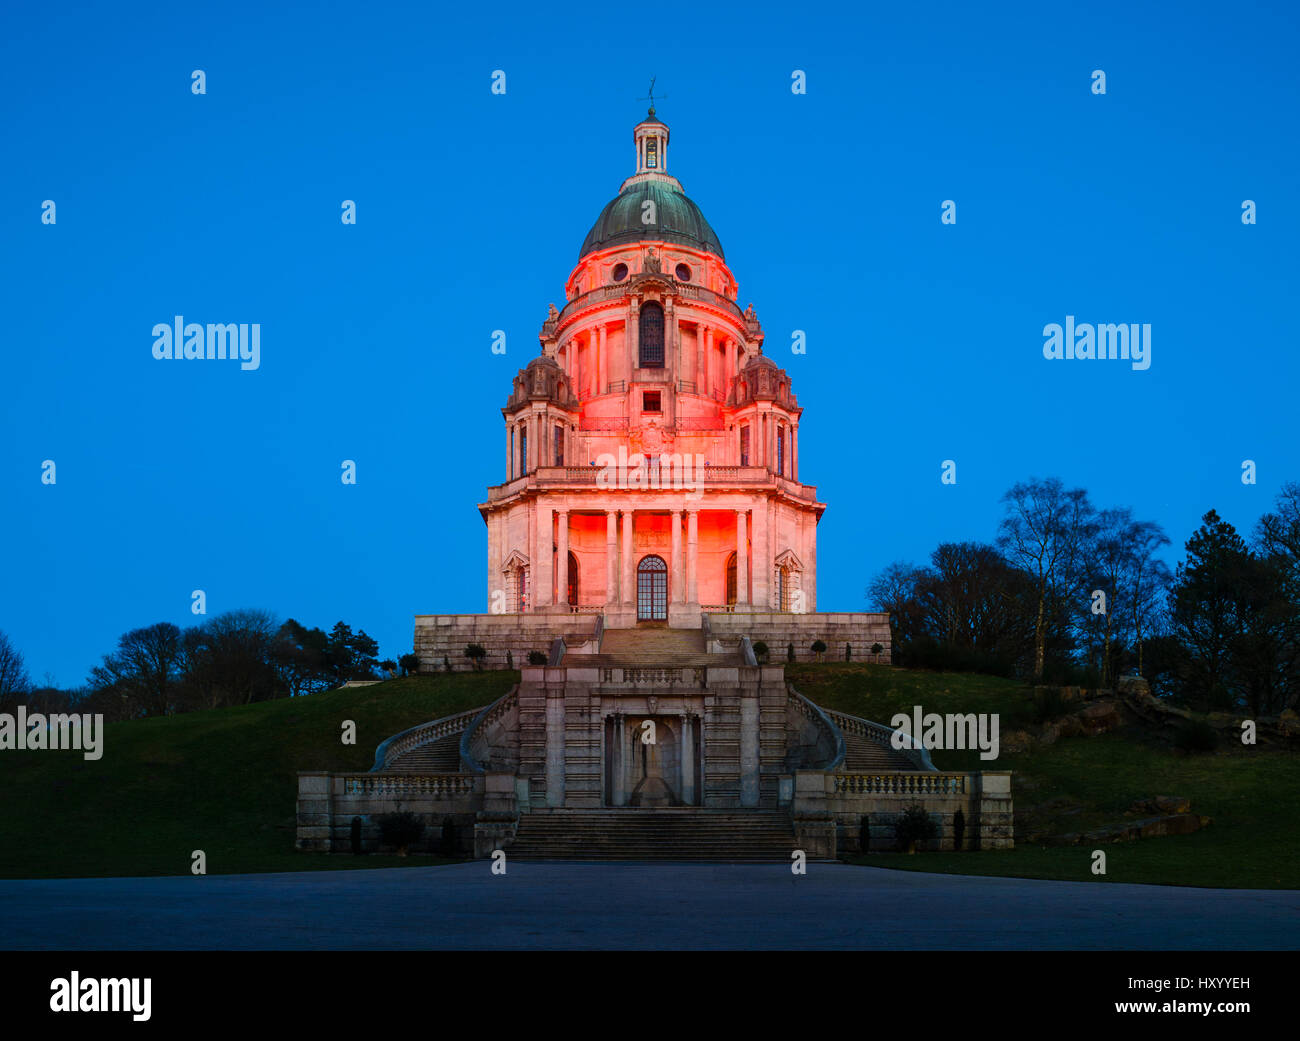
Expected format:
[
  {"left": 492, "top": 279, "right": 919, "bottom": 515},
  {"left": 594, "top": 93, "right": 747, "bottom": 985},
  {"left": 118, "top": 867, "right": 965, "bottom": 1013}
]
[{"left": 3, "top": 863, "right": 1296, "bottom": 950}]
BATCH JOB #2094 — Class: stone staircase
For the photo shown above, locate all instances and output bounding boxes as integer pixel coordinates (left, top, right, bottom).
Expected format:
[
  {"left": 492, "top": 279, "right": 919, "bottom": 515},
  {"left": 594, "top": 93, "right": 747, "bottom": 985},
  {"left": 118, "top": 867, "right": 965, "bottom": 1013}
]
[
  {"left": 508, "top": 809, "right": 801, "bottom": 861},
  {"left": 563, "top": 625, "right": 738, "bottom": 668},
  {"left": 842, "top": 730, "right": 919, "bottom": 771},
  {"left": 387, "top": 731, "right": 463, "bottom": 772}
]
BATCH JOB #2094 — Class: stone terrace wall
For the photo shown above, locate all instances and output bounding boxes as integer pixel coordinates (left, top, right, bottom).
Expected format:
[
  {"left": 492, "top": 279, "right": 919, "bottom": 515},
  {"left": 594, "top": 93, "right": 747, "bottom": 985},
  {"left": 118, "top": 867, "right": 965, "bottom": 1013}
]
[
  {"left": 413, "top": 613, "right": 601, "bottom": 672},
  {"left": 706, "top": 612, "right": 892, "bottom": 664},
  {"left": 827, "top": 771, "right": 1013, "bottom": 852}
]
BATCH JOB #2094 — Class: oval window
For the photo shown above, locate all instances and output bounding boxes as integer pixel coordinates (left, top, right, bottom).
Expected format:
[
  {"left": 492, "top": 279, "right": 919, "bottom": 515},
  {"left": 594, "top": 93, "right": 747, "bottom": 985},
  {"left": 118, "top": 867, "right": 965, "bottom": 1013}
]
[
  {"left": 611, "top": 262, "right": 629, "bottom": 282},
  {"left": 675, "top": 263, "right": 692, "bottom": 282}
]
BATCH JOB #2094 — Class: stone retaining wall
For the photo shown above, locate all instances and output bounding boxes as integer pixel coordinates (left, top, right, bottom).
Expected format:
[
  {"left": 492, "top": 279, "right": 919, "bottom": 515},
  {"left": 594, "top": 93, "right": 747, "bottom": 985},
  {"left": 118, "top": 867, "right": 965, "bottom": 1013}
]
[
  {"left": 706, "top": 612, "right": 892, "bottom": 663},
  {"left": 413, "top": 613, "right": 600, "bottom": 672}
]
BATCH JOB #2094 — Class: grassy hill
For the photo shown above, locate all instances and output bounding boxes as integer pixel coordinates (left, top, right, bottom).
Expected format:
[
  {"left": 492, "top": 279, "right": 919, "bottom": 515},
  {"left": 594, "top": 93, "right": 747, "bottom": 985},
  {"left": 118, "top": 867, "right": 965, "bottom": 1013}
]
[
  {"left": 3, "top": 663, "right": 1296, "bottom": 887},
  {"left": 789, "top": 663, "right": 1300, "bottom": 889},
  {"left": 0, "top": 671, "right": 515, "bottom": 879}
]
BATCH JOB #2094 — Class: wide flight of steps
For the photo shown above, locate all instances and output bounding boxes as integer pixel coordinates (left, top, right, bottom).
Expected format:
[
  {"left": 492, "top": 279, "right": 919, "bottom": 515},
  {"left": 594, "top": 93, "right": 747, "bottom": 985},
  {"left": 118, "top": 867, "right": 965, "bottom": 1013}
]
[
  {"left": 842, "top": 731, "right": 919, "bottom": 771},
  {"left": 562, "top": 625, "right": 740, "bottom": 668},
  {"left": 508, "top": 809, "right": 801, "bottom": 861},
  {"left": 386, "top": 731, "right": 463, "bottom": 772}
]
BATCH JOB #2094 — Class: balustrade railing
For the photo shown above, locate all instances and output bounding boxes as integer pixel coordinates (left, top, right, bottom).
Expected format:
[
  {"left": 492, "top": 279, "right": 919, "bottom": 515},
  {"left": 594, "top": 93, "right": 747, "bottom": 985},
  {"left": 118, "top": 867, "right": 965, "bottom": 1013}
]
[
  {"left": 342, "top": 774, "right": 478, "bottom": 798},
  {"left": 833, "top": 773, "right": 967, "bottom": 796},
  {"left": 460, "top": 687, "right": 519, "bottom": 773},
  {"left": 370, "top": 707, "right": 486, "bottom": 771},
  {"left": 824, "top": 708, "right": 935, "bottom": 771},
  {"left": 788, "top": 686, "right": 846, "bottom": 770}
]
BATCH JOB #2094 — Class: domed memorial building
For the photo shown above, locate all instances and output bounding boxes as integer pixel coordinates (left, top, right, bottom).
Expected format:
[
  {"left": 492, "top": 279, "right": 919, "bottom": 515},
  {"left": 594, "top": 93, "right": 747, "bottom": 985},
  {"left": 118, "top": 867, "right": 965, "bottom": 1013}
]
[
  {"left": 484, "top": 108, "right": 821, "bottom": 626},
  {"left": 296, "top": 111, "right": 1013, "bottom": 861}
]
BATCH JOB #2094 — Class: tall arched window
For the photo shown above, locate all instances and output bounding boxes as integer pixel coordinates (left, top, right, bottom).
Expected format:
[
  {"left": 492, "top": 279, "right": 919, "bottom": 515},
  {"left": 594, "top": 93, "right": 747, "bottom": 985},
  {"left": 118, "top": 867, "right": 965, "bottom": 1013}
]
[
  {"left": 637, "top": 555, "right": 668, "bottom": 621},
  {"left": 639, "top": 301, "right": 665, "bottom": 368},
  {"left": 725, "top": 552, "right": 737, "bottom": 606},
  {"left": 567, "top": 552, "right": 579, "bottom": 606}
]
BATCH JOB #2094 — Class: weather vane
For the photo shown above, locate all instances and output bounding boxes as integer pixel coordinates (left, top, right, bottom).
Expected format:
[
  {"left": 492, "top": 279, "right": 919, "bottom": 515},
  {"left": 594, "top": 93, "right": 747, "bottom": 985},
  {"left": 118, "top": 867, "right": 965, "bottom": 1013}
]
[{"left": 638, "top": 77, "right": 666, "bottom": 112}]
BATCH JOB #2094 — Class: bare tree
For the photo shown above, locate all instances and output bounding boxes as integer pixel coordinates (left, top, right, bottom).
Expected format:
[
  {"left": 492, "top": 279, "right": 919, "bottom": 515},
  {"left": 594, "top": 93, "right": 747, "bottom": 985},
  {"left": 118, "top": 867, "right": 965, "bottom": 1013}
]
[
  {"left": 0, "top": 630, "right": 32, "bottom": 705},
  {"left": 89, "top": 622, "right": 184, "bottom": 717},
  {"left": 998, "top": 477, "right": 1096, "bottom": 682}
]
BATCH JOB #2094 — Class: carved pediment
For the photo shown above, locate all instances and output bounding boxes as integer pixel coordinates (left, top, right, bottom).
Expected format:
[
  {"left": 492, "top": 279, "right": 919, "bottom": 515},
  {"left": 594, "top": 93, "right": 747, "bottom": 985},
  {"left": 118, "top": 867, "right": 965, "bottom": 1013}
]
[{"left": 774, "top": 549, "right": 804, "bottom": 572}]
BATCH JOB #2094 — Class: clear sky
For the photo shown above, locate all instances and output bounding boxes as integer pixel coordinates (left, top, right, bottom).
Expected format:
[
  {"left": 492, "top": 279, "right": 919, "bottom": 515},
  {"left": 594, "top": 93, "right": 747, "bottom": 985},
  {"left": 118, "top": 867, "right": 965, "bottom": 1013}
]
[{"left": 2, "top": 1, "right": 1297, "bottom": 685}]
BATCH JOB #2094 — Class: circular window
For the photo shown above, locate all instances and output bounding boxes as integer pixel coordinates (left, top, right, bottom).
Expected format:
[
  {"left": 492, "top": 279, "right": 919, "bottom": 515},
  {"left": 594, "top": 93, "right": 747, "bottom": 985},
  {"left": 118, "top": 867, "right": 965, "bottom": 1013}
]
[
  {"left": 611, "top": 263, "right": 629, "bottom": 283},
  {"left": 675, "top": 263, "right": 692, "bottom": 282}
]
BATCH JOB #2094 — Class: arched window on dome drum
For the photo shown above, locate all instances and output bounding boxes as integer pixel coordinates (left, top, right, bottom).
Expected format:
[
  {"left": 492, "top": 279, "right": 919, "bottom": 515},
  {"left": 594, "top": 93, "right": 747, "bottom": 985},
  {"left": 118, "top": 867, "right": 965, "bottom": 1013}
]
[
  {"left": 639, "top": 302, "right": 665, "bottom": 368},
  {"left": 725, "top": 552, "right": 737, "bottom": 606},
  {"left": 518, "top": 424, "right": 528, "bottom": 475}
]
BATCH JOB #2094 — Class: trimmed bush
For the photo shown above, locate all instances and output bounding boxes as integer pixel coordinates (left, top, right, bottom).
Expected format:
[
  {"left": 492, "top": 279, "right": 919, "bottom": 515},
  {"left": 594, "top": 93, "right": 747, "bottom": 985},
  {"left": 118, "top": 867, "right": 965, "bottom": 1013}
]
[
  {"left": 787, "top": 642, "right": 796, "bottom": 663},
  {"left": 377, "top": 812, "right": 425, "bottom": 856},
  {"left": 894, "top": 804, "right": 938, "bottom": 852},
  {"left": 398, "top": 652, "right": 420, "bottom": 677},
  {"left": 752, "top": 640, "right": 769, "bottom": 664},
  {"left": 527, "top": 650, "right": 548, "bottom": 665},
  {"left": 465, "top": 643, "right": 486, "bottom": 671},
  {"left": 811, "top": 639, "right": 827, "bottom": 662}
]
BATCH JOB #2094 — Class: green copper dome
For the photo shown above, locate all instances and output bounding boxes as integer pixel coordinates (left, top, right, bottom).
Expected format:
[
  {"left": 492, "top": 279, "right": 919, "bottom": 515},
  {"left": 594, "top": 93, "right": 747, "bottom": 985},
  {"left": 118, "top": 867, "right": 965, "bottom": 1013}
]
[{"left": 579, "top": 180, "right": 724, "bottom": 260}]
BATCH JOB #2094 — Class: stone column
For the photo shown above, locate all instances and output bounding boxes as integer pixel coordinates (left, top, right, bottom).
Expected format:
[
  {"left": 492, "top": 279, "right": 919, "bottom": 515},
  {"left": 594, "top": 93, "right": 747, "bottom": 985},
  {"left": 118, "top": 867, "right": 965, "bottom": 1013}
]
[
  {"left": 735, "top": 509, "right": 748, "bottom": 605},
  {"left": 621, "top": 508, "right": 635, "bottom": 606},
  {"left": 740, "top": 692, "right": 759, "bottom": 807},
  {"left": 670, "top": 509, "right": 683, "bottom": 603},
  {"left": 697, "top": 325, "right": 709, "bottom": 392},
  {"left": 680, "top": 713, "right": 695, "bottom": 805},
  {"left": 556, "top": 509, "right": 569, "bottom": 608},
  {"left": 792, "top": 424, "right": 799, "bottom": 480},
  {"left": 611, "top": 714, "right": 625, "bottom": 806},
  {"left": 686, "top": 509, "right": 699, "bottom": 603},
  {"left": 536, "top": 506, "right": 553, "bottom": 607},
  {"left": 597, "top": 325, "right": 607, "bottom": 395},
  {"left": 606, "top": 510, "right": 618, "bottom": 607},
  {"left": 546, "top": 684, "right": 565, "bottom": 807},
  {"left": 629, "top": 300, "right": 640, "bottom": 375},
  {"left": 505, "top": 425, "right": 512, "bottom": 479},
  {"left": 751, "top": 501, "right": 769, "bottom": 610}
]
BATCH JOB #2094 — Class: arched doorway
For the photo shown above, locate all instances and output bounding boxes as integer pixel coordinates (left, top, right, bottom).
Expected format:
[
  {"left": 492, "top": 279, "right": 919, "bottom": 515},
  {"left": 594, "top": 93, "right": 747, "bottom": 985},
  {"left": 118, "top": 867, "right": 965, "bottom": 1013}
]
[
  {"left": 636, "top": 555, "right": 667, "bottom": 621},
  {"left": 725, "top": 552, "right": 737, "bottom": 606},
  {"left": 567, "top": 551, "right": 579, "bottom": 606}
]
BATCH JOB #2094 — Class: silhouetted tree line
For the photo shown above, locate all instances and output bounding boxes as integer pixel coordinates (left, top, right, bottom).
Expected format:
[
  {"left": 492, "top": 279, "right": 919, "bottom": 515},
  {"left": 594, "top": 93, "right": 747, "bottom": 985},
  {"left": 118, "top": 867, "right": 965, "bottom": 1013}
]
[
  {"left": 0, "top": 613, "right": 402, "bottom": 722},
  {"left": 869, "top": 478, "right": 1300, "bottom": 715}
]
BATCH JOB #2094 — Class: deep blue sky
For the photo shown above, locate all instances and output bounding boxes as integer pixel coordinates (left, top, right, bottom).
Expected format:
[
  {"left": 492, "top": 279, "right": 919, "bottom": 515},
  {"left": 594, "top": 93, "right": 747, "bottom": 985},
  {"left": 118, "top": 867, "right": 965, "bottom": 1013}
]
[{"left": 2, "top": 1, "right": 1297, "bottom": 685}]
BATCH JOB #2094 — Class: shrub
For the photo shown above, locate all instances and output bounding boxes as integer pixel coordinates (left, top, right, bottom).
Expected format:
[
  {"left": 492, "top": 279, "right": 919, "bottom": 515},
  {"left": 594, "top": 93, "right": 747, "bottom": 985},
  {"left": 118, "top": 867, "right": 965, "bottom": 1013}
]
[
  {"left": 442, "top": 655, "right": 452, "bottom": 673},
  {"left": 894, "top": 804, "right": 938, "bottom": 852},
  {"left": 845, "top": 643, "right": 852, "bottom": 661},
  {"left": 1174, "top": 718, "right": 1220, "bottom": 753},
  {"left": 465, "top": 643, "right": 487, "bottom": 671},
  {"left": 952, "top": 808, "right": 966, "bottom": 851},
  {"left": 505, "top": 650, "right": 514, "bottom": 669},
  {"left": 787, "top": 642, "right": 796, "bottom": 663},
  {"left": 398, "top": 652, "right": 420, "bottom": 677},
  {"left": 752, "top": 640, "right": 769, "bottom": 664},
  {"left": 871, "top": 642, "right": 884, "bottom": 658},
  {"left": 380, "top": 658, "right": 397, "bottom": 677},
  {"left": 811, "top": 639, "right": 827, "bottom": 661},
  {"left": 859, "top": 814, "right": 870, "bottom": 853},
  {"left": 439, "top": 816, "right": 459, "bottom": 857},
  {"left": 527, "top": 650, "right": 548, "bottom": 665},
  {"left": 377, "top": 812, "right": 425, "bottom": 855}
]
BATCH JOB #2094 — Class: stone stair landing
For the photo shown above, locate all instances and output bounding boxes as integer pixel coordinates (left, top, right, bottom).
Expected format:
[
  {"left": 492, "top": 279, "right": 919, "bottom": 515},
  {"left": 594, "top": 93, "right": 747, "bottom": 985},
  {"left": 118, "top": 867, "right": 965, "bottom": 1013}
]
[{"left": 564, "top": 625, "right": 740, "bottom": 668}]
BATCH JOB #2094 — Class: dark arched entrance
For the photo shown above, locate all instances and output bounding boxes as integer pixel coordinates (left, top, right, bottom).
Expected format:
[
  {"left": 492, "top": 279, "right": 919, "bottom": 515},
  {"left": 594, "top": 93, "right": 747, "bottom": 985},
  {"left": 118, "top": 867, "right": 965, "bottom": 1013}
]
[{"left": 636, "top": 555, "right": 668, "bottom": 621}]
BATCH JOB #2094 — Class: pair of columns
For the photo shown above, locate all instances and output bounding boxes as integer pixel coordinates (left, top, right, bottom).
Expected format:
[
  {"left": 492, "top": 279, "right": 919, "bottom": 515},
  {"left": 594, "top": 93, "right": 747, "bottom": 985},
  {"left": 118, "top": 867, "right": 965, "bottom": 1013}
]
[{"left": 608, "top": 712, "right": 697, "bottom": 806}]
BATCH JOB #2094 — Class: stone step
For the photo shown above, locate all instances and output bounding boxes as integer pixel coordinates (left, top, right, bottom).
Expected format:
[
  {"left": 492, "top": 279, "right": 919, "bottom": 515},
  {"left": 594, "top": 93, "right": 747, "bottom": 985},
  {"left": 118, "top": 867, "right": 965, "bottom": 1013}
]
[
  {"left": 598, "top": 626, "right": 707, "bottom": 662},
  {"left": 841, "top": 732, "right": 917, "bottom": 771},
  {"left": 386, "top": 732, "right": 463, "bottom": 772}
]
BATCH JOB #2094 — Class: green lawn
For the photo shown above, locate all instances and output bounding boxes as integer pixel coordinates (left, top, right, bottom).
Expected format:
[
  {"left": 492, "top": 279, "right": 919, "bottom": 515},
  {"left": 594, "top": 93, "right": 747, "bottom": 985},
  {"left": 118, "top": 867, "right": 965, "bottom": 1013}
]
[
  {"left": 789, "top": 663, "right": 1300, "bottom": 889},
  {"left": 0, "top": 671, "right": 515, "bottom": 879}
]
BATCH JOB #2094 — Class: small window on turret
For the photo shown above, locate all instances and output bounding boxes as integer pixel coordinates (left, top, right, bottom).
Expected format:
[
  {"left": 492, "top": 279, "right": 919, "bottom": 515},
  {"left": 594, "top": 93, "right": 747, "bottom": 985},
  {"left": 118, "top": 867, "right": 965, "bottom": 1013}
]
[{"left": 645, "top": 138, "right": 658, "bottom": 168}]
